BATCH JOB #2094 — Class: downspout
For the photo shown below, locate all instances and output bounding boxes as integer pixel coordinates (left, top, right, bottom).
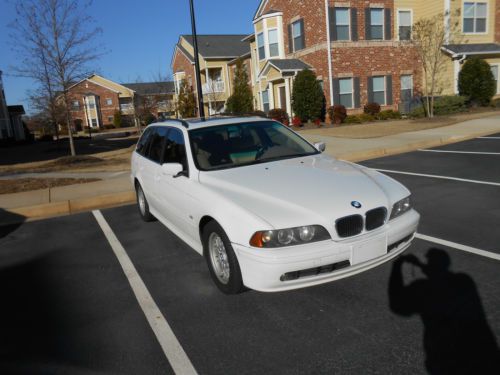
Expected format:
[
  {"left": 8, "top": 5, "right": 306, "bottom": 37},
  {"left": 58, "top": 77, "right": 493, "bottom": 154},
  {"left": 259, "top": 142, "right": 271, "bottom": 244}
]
[{"left": 325, "top": 0, "right": 334, "bottom": 106}]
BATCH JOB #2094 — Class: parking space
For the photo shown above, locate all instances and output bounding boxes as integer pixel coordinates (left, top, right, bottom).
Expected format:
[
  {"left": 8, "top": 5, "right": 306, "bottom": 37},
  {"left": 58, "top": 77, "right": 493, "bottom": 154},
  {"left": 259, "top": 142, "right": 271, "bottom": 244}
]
[{"left": 1, "top": 135, "right": 500, "bottom": 374}]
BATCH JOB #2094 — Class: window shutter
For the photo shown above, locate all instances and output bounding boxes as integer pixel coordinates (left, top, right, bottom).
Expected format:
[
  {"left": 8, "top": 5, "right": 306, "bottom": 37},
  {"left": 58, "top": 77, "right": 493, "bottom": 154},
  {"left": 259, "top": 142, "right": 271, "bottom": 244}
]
[
  {"left": 300, "top": 19, "right": 306, "bottom": 49},
  {"left": 384, "top": 9, "right": 392, "bottom": 40},
  {"left": 365, "top": 8, "right": 371, "bottom": 40},
  {"left": 329, "top": 7, "right": 337, "bottom": 41},
  {"left": 367, "top": 77, "right": 374, "bottom": 103},
  {"left": 333, "top": 78, "right": 340, "bottom": 105},
  {"left": 288, "top": 23, "right": 293, "bottom": 53},
  {"left": 386, "top": 75, "right": 393, "bottom": 105},
  {"left": 354, "top": 77, "right": 361, "bottom": 108},
  {"left": 351, "top": 8, "right": 358, "bottom": 41}
]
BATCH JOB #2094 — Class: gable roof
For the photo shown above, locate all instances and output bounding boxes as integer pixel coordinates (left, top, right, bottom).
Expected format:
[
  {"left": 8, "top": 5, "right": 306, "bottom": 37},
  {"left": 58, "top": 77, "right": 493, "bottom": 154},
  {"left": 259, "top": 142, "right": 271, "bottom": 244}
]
[
  {"left": 181, "top": 34, "right": 250, "bottom": 59},
  {"left": 442, "top": 43, "right": 500, "bottom": 57},
  {"left": 254, "top": 0, "right": 268, "bottom": 19},
  {"left": 122, "top": 82, "right": 175, "bottom": 95},
  {"left": 8, "top": 105, "right": 25, "bottom": 115},
  {"left": 259, "top": 59, "right": 312, "bottom": 79}
]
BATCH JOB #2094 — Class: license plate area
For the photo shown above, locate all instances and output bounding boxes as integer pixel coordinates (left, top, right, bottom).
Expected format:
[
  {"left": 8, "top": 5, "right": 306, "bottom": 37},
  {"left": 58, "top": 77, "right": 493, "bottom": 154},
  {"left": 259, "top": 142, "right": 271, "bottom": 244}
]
[{"left": 351, "top": 234, "right": 387, "bottom": 265}]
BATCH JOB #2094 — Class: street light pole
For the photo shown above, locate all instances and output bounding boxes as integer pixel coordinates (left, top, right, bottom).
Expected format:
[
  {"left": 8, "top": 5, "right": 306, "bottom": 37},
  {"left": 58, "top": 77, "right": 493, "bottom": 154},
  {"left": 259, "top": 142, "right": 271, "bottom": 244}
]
[{"left": 189, "top": 0, "right": 205, "bottom": 119}]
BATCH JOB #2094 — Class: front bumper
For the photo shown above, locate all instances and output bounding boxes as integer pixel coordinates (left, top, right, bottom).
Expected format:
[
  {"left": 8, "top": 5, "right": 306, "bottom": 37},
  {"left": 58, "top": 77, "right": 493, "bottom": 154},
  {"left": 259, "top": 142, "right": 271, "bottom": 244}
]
[{"left": 233, "top": 209, "right": 420, "bottom": 292}]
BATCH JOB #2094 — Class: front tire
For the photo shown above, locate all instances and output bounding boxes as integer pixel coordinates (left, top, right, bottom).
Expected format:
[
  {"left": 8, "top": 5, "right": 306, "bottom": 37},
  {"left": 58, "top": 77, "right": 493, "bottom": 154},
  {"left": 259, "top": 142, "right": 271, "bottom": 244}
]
[
  {"left": 136, "top": 183, "right": 155, "bottom": 222},
  {"left": 203, "top": 221, "right": 244, "bottom": 294}
]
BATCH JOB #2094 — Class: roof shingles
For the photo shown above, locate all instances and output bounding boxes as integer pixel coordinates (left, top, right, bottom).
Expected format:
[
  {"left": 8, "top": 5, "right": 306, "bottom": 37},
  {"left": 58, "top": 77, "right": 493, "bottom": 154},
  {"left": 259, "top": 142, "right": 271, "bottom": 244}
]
[{"left": 181, "top": 34, "right": 250, "bottom": 58}]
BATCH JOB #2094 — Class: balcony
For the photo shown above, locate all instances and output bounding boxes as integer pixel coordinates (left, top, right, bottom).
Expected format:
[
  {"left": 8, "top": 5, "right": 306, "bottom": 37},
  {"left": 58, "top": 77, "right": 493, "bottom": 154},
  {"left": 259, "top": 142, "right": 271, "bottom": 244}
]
[{"left": 202, "top": 80, "right": 225, "bottom": 94}]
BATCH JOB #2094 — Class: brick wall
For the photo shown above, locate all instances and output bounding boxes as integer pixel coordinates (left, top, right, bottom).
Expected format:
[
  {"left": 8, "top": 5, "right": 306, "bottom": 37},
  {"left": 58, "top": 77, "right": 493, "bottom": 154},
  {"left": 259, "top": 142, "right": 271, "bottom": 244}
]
[
  {"left": 172, "top": 48, "right": 195, "bottom": 91},
  {"left": 67, "top": 80, "right": 121, "bottom": 127}
]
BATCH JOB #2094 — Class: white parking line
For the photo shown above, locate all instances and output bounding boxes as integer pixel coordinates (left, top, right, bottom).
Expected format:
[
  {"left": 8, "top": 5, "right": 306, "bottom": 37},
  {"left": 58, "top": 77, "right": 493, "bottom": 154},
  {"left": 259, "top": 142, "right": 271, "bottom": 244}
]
[
  {"left": 416, "top": 233, "right": 500, "bottom": 261},
  {"left": 418, "top": 149, "right": 500, "bottom": 155},
  {"left": 478, "top": 137, "right": 500, "bottom": 139},
  {"left": 375, "top": 169, "right": 500, "bottom": 187},
  {"left": 92, "top": 210, "right": 198, "bottom": 375}
]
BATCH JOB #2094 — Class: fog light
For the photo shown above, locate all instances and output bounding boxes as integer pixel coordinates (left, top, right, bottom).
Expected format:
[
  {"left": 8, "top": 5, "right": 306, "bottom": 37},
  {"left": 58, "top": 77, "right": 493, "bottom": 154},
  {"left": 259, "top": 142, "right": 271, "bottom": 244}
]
[{"left": 299, "top": 226, "right": 315, "bottom": 241}]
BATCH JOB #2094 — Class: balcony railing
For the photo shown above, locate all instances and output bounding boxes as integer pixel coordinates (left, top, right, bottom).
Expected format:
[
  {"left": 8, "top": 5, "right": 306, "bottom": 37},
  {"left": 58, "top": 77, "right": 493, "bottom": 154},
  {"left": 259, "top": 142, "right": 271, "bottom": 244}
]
[{"left": 202, "top": 80, "right": 225, "bottom": 94}]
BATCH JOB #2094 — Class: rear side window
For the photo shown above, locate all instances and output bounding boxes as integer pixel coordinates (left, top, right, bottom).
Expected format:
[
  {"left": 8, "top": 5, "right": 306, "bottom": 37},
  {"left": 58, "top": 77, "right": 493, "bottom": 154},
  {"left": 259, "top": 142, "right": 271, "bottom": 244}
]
[
  {"left": 147, "top": 127, "right": 168, "bottom": 163},
  {"left": 136, "top": 128, "right": 153, "bottom": 156}
]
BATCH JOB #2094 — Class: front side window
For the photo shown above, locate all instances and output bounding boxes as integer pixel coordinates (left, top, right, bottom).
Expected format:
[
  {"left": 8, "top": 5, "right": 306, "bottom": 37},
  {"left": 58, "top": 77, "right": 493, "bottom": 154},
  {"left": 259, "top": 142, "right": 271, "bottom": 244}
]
[
  {"left": 370, "top": 9, "right": 384, "bottom": 40},
  {"left": 257, "top": 32, "right": 265, "bottom": 60},
  {"left": 339, "top": 78, "right": 353, "bottom": 108},
  {"left": 398, "top": 10, "right": 412, "bottom": 40},
  {"left": 292, "top": 20, "right": 304, "bottom": 51},
  {"left": 189, "top": 121, "right": 319, "bottom": 171},
  {"left": 136, "top": 128, "right": 154, "bottom": 156},
  {"left": 262, "top": 90, "right": 270, "bottom": 112},
  {"left": 400, "top": 75, "right": 413, "bottom": 102},
  {"left": 335, "top": 8, "right": 350, "bottom": 41},
  {"left": 147, "top": 127, "right": 168, "bottom": 163},
  {"left": 268, "top": 29, "right": 279, "bottom": 57},
  {"left": 464, "top": 2, "right": 487, "bottom": 33},
  {"left": 372, "top": 76, "right": 386, "bottom": 105},
  {"left": 163, "top": 128, "right": 187, "bottom": 169}
]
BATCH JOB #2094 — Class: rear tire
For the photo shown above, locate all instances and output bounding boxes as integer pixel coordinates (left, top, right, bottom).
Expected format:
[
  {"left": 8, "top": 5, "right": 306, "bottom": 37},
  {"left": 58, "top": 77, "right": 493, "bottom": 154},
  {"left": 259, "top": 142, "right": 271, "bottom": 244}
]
[
  {"left": 136, "top": 183, "right": 155, "bottom": 222},
  {"left": 202, "top": 221, "right": 244, "bottom": 294}
]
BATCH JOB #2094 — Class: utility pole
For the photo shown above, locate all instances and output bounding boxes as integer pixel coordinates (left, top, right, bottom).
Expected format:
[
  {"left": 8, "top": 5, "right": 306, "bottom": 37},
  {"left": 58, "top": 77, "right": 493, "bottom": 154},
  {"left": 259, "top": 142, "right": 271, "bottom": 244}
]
[{"left": 189, "top": 0, "right": 205, "bottom": 118}]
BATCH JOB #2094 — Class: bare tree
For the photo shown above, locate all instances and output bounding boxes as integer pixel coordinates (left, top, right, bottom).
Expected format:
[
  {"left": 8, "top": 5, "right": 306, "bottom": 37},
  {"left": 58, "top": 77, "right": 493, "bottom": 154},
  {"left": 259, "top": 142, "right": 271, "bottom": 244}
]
[
  {"left": 9, "top": 0, "right": 103, "bottom": 155},
  {"left": 412, "top": 7, "right": 462, "bottom": 118}
]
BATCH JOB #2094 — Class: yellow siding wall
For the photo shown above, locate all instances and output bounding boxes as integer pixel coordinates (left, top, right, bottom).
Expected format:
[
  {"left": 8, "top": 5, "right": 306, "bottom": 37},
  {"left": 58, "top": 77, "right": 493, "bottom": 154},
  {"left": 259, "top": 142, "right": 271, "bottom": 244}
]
[
  {"left": 90, "top": 75, "right": 134, "bottom": 98},
  {"left": 452, "top": 0, "right": 496, "bottom": 43},
  {"left": 438, "top": 58, "right": 456, "bottom": 96}
]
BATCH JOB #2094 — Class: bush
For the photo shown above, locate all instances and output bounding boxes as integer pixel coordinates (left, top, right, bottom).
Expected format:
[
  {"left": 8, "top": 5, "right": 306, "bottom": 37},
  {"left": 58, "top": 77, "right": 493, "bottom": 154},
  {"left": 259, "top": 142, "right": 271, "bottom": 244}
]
[
  {"left": 327, "top": 105, "right": 347, "bottom": 124},
  {"left": 268, "top": 108, "right": 289, "bottom": 124},
  {"left": 103, "top": 124, "right": 115, "bottom": 130},
  {"left": 113, "top": 110, "right": 123, "bottom": 128},
  {"left": 409, "top": 106, "right": 426, "bottom": 118},
  {"left": 225, "top": 59, "right": 254, "bottom": 114},
  {"left": 292, "top": 69, "right": 325, "bottom": 121},
  {"left": 458, "top": 57, "right": 496, "bottom": 106},
  {"left": 359, "top": 113, "right": 376, "bottom": 122},
  {"left": 433, "top": 96, "right": 467, "bottom": 115},
  {"left": 292, "top": 116, "right": 302, "bottom": 127},
  {"left": 376, "top": 110, "right": 402, "bottom": 120},
  {"left": 364, "top": 102, "right": 381, "bottom": 115},
  {"left": 314, "top": 118, "right": 322, "bottom": 126}
]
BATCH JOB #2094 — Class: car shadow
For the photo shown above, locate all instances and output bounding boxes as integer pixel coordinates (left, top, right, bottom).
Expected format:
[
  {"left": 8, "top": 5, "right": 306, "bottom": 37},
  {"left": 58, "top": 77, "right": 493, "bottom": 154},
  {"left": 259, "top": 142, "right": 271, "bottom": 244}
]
[
  {"left": 0, "top": 209, "right": 26, "bottom": 239},
  {"left": 388, "top": 247, "right": 500, "bottom": 374}
]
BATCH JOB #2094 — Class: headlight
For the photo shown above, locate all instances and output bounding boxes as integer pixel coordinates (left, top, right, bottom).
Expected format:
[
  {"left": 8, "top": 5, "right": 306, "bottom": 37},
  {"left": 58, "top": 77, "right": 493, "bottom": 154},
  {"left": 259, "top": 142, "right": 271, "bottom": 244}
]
[
  {"left": 249, "top": 225, "right": 331, "bottom": 248},
  {"left": 390, "top": 196, "right": 411, "bottom": 220}
]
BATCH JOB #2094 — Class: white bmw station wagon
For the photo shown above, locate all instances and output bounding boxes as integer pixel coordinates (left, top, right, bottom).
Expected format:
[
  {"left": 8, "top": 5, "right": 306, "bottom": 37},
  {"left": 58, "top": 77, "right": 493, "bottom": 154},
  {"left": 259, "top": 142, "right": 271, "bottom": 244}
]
[{"left": 131, "top": 117, "right": 420, "bottom": 294}]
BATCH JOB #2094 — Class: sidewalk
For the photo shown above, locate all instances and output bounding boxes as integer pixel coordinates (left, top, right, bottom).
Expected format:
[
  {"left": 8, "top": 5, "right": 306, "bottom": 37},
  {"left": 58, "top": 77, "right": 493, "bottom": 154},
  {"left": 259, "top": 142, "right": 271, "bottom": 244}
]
[{"left": 2, "top": 115, "right": 500, "bottom": 223}]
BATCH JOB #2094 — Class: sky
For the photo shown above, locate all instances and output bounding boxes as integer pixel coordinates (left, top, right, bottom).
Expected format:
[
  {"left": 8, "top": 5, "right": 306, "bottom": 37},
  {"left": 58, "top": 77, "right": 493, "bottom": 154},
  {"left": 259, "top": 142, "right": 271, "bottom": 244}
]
[{"left": 0, "top": 0, "right": 260, "bottom": 113}]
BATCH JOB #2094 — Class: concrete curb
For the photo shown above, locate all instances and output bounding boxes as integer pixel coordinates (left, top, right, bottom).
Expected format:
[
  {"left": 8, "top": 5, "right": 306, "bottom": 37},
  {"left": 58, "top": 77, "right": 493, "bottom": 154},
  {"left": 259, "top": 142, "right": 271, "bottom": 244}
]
[
  {"left": 338, "top": 129, "right": 498, "bottom": 162},
  {"left": 3, "top": 190, "right": 135, "bottom": 224}
]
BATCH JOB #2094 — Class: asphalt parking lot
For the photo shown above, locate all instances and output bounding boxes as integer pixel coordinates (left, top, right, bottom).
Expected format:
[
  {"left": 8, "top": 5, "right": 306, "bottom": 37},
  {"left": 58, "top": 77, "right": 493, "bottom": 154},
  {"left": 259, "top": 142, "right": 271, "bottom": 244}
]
[{"left": 1, "top": 135, "right": 500, "bottom": 374}]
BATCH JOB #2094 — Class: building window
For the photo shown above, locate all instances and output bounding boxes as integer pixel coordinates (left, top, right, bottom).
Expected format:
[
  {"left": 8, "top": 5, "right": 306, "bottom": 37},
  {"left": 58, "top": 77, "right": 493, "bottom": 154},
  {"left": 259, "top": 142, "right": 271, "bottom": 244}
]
[
  {"left": 72, "top": 100, "right": 80, "bottom": 109},
  {"left": 108, "top": 116, "right": 113, "bottom": 123},
  {"left": 370, "top": 8, "right": 384, "bottom": 40},
  {"left": 291, "top": 20, "right": 304, "bottom": 51},
  {"left": 400, "top": 75, "right": 413, "bottom": 102},
  {"left": 372, "top": 76, "right": 386, "bottom": 105},
  {"left": 464, "top": 2, "right": 487, "bottom": 33},
  {"left": 491, "top": 65, "right": 499, "bottom": 94},
  {"left": 339, "top": 78, "right": 353, "bottom": 108},
  {"left": 106, "top": 98, "right": 112, "bottom": 106},
  {"left": 335, "top": 8, "right": 350, "bottom": 41},
  {"left": 398, "top": 10, "right": 412, "bottom": 40},
  {"left": 262, "top": 90, "right": 270, "bottom": 112},
  {"left": 268, "top": 29, "right": 279, "bottom": 57},
  {"left": 91, "top": 118, "right": 97, "bottom": 127},
  {"left": 257, "top": 32, "right": 265, "bottom": 60}
]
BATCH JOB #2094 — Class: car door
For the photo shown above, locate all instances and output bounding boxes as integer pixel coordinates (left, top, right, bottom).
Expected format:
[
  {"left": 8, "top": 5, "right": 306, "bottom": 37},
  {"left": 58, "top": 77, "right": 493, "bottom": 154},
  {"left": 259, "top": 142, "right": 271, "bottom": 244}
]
[
  {"left": 141, "top": 126, "right": 168, "bottom": 211},
  {"left": 156, "top": 127, "right": 199, "bottom": 241}
]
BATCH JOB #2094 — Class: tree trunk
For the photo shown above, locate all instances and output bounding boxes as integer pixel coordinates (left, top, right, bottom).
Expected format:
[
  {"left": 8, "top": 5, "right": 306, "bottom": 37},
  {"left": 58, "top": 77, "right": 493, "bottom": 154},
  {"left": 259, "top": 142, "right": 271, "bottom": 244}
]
[{"left": 63, "top": 91, "right": 76, "bottom": 156}]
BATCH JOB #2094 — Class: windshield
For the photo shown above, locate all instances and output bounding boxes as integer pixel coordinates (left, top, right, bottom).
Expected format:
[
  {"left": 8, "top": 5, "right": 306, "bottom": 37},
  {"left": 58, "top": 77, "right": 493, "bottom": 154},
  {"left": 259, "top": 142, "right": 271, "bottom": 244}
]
[{"left": 188, "top": 121, "right": 319, "bottom": 171}]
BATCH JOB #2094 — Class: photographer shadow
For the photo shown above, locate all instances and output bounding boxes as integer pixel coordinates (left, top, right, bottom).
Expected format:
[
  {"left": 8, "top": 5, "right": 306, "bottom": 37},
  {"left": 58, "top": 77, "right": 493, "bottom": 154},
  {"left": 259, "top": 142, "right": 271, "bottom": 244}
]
[{"left": 389, "top": 248, "right": 500, "bottom": 374}]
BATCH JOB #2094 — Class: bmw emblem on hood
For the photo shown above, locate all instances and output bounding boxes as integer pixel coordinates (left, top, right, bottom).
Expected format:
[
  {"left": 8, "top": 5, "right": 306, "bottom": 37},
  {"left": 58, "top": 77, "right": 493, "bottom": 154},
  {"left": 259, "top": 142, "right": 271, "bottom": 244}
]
[{"left": 351, "top": 201, "right": 362, "bottom": 209}]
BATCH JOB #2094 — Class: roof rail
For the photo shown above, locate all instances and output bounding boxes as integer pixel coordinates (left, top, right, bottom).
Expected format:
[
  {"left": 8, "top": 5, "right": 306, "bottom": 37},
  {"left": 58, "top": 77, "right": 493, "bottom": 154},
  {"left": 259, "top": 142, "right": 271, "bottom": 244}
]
[{"left": 167, "top": 118, "right": 190, "bottom": 128}]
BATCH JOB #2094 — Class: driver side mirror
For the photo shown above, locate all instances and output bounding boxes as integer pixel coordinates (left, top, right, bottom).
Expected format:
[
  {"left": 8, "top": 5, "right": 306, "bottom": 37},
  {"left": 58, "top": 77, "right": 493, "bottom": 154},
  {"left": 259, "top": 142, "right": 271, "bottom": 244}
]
[
  {"left": 161, "top": 162, "right": 184, "bottom": 177},
  {"left": 314, "top": 142, "right": 326, "bottom": 152}
]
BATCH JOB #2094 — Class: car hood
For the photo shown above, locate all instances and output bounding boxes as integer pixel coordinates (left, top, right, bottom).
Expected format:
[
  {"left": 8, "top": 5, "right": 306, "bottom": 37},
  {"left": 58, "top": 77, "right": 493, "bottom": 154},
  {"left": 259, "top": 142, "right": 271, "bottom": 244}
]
[{"left": 198, "top": 155, "right": 394, "bottom": 230}]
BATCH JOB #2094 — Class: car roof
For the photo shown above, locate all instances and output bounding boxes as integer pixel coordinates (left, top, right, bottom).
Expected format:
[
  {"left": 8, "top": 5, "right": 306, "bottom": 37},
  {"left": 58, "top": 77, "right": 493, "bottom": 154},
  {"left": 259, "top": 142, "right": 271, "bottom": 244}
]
[{"left": 148, "top": 116, "right": 269, "bottom": 131}]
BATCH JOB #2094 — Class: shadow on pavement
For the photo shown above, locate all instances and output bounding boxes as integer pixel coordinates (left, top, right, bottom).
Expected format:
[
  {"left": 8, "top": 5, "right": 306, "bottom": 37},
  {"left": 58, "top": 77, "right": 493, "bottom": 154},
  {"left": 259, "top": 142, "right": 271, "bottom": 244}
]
[
  {"left": 389, "top": 248, "right": 500, "bottom": 374},
  {"left": 0, "top": 209, "right": 25, "bottom": 239}
]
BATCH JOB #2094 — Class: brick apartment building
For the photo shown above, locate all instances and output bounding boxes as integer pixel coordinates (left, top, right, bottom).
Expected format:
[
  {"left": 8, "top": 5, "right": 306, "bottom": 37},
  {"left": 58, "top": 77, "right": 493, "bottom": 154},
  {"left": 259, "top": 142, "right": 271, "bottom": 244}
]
[
  {"left": 172, "top": 0, "right": 500, "bottom": 117},
  {"left": 66, "top": 74, "right": 175, "bottom": 130},
  {"left": 0, "top": 70, "right": 26, "bottom": 142}
]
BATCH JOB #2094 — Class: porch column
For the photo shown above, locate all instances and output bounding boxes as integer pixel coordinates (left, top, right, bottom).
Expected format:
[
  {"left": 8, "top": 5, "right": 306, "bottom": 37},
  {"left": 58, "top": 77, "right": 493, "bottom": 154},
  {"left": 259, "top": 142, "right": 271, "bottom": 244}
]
[
  {"left": 269, "top": 81, "right": 275, "bottom": 110},
  {"left": 453, "top": 59, "right": 460, "bottom": 94},
  {"left": 285, "top": 78, "right": 292, "bottom": 116}
]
